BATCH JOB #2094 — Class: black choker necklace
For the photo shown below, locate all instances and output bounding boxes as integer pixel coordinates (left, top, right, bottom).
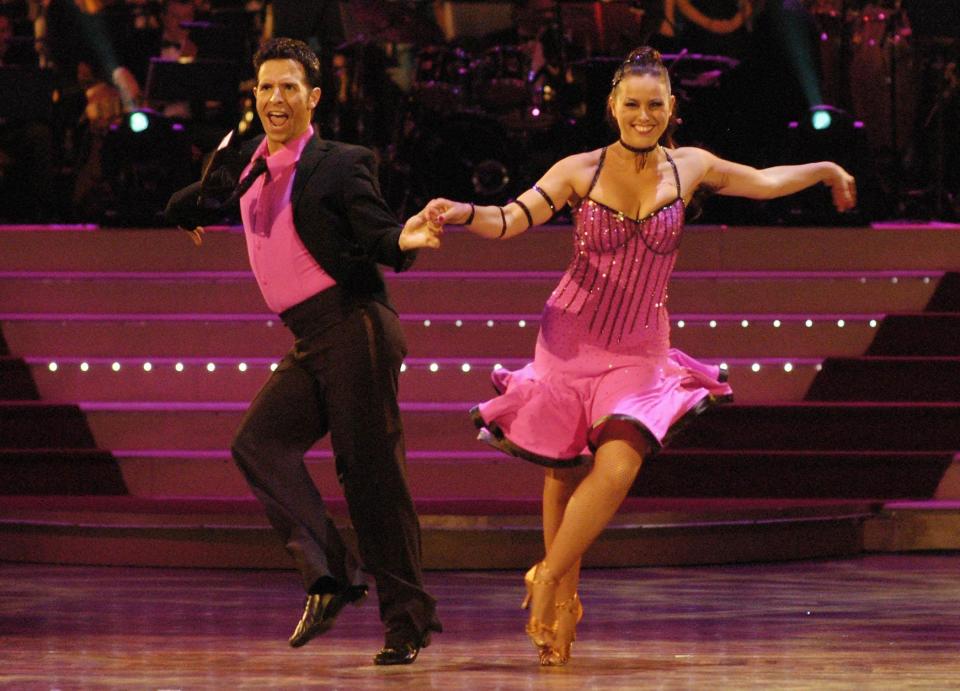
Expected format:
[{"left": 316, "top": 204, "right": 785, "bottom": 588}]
[{"left": 619, "top": 139, "right": 659, "bottom": 170}]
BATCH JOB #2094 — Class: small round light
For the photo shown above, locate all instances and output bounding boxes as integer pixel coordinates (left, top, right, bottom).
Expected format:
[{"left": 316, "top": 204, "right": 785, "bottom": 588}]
[
  {"left": 400, "top": 363, "right": 407, "bottom": 373},
  {"left": 175, "top": 362, "right": 184, "bottom": 372},
  {"left": 837, "top": 319, "right": 845, "bottom": 328},
  {"left": 859, "top": 277, "right": 867, "bottom": 284},
  {"left": 206, "top": 363, "right": 216, "bottom": 372},
  {"left": 423, "top": 319, "right": 431, "bottom": 327},
  {"left": 486, "top": 320, "right": 494, "bottom": 328},
  {"left": 751, "top": 363, "right": 761, "bottom": 372},
  {"left": 869, "top": 319, "right": 878, "bottom": 328},
  {"left": 709, "top": 320, "right": 717, "bottom": 329},
  {"left": 815, "top": 363, "right": 823, "bottom": 371},
  {"left": 719, "top": 362, "right": 728, "bottom": 371},
  {"left": 429, "top": 362, "right": 439, "bottom": 372},
  {"left": 923, "top": 277, "right": 930, "bottom": 284},
  {"left": 112, "top": 362, "right": 121, "bottom": 372},
  {"left": 129, "top": 111, "right": 150, "bottom": 133},
  {"left": 80, "top": 362, "right": 90, "bottom": 372},
  {"left": 784, "top": 363, "right": 794, "bottom": 372},
  {"left": 677, "top": 320, "right": 685, "bottom": 328},
  {"left": 48, "top": 362, "right": 58, "bottom": 372},
  {"left": 805, "top": 319, "right": 814, "bottom": 328},
  {"left": 270, "top": 363, "right": 278, "bottom": 372},
  {"left": 741, "top": 319, "right": 749, "bottom": 328},
  {"left": 238, "top": 362, "right": 248, "bottom": 372},
  {"left": 143, "top": 362, "right": 152, "bottom": 372},
  {"left": 891, "top": 277, "right": 899, "bottom": 284},
  {"left": 493, "top": 363, "right": 503, "bottom": 370},
  {"left": 461, "top": 363, "right": 471, "bottom": 373},
  {"left": 518, "top": 320, "right": 527, "bottom": 328},
  {"left": 455, "top": 319, "right": 463, "bottom": 328},
  {"left": 811, "top": 109, "right": 832, "bottom": 130},
  {"left": 773, "top": 319, "right": 782, "bottom": 328}
]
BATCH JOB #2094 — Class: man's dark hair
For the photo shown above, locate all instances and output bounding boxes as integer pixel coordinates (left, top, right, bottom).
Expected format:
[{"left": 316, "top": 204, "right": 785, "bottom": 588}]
[{"left": 253, "top": 37, "right": 321, "bottom": 88}]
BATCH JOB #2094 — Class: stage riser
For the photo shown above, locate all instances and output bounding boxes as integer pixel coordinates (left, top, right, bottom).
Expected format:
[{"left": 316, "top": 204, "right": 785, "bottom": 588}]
[
  {"left": 0, "top": 404, "right": 97, "bottom": 448},
  {"left": 0, "top": 515, "right": 867, "bottom": 569},
  {"left": 0, "top": 275, "right": 938, "bottom": 315},
  {"left": 25, "top": 363, "right": 818, "bottom": 404},
  {"left": 0, "top": 357, "right": 39, "bottom": 399},
  {"left": 807, "top": 358, "right": 960, "bottom": 401},
  {"left": 5, "top": 226, "right": 960, "bottom": 272},
  {"left": 112, "top": 451, "right": 953, "bottom": 501},
  {"left": 675, "top": 404, "right": 960, "bottom": 451},
  {"left": 0, "top": 451, "right": 126, "bottom": 494},
  {"left": 57, "top": 404, "right": 960, "bottom": 452},
  {"left": 115, "top": 455, "right": 546, "bottom": 500},
  {"left": 867, "top": 315, "right": 960, "bottom": 356},
  {"left": 0, "top": 319, "right": 878, "bottom": 359},
  {"left": 635, "top": 453, "right": 952, "bottom": 499}
]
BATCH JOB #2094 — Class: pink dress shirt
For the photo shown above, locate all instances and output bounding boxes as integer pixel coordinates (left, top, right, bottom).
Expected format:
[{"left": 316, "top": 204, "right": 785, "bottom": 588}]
[{"left": 240, "top": 126, "right": 336, "bottom": 314}]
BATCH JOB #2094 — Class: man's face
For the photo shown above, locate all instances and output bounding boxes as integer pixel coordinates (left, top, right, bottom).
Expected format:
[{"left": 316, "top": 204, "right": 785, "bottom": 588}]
[{"left": 255, "top": 58, "right": 320, "bottom": 153}]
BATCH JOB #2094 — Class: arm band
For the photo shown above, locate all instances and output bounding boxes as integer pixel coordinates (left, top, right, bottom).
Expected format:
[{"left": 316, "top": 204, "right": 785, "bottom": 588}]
[
  {"left": 498, "top": 206, "right": 507, "bottom": 238},
  {"left": 532, "top": 185, "right": 556, "bottom": 214},
  {"left": 513, "top": 198, "right": 533, "bottom": 229},
  {"left": 464, "top": 202, "right": 475, "bottom": 226}
]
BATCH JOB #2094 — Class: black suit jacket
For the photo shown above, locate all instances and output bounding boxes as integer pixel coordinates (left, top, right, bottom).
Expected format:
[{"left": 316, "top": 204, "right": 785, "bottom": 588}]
[{"left": 165, "top": 132, "right": 416, "bottom": 311}]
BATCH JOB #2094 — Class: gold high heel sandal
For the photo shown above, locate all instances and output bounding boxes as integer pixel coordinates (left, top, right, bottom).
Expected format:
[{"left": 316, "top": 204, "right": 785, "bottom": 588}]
[
  {"left": 539, "top": 593, "right": 583, "bottom": 666},
  {"left": 521, "top": 562, "right": 559, "bottom": 650}
]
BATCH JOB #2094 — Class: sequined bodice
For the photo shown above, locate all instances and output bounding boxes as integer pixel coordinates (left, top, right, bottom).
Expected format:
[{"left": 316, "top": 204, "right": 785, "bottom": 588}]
[{"left": 544, "top": 149, "right": 685, "bottom": 350}]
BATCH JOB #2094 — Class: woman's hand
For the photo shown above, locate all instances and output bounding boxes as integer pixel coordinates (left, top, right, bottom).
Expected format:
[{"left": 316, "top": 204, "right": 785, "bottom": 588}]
[
  {"left": 823, "top": 164, "right": 857, "bottom": 212},
  {"left": 425, "top": 198, "right": 471, "bottom": 226}
]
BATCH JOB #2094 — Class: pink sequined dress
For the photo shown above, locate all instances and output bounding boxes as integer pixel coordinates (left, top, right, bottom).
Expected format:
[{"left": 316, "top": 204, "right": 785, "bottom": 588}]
[{"left": 471, "top": 148, "right": 733, "bottom": 467}]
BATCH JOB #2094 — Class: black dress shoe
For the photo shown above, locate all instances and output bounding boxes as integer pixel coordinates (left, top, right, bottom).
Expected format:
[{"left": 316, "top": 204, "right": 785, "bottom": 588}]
[
  {"left": 288, "top": 585, "right": 368, "bottom": 648},
  {"left": 373, "top": 632, "right": 431, "bottom": 666}
]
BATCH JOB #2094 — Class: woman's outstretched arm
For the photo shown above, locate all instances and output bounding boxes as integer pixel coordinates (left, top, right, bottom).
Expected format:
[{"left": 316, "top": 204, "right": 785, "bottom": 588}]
[{"left": 688, "top": 148, "right": 857, "bottom": 212}]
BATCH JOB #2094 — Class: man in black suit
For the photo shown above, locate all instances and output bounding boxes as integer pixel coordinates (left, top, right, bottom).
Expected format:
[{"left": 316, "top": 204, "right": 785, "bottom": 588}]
[{"left": 165, "top": 37, "right": 442, "bottom": 665}]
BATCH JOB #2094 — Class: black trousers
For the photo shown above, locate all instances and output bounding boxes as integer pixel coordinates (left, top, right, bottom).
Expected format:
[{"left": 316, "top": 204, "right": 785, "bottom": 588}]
[{"left": 231, "top": 286, "right": 440, "bottom": 643}]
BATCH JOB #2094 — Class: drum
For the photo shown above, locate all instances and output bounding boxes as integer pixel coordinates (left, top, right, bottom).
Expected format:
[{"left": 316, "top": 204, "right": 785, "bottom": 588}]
[
  {"left": 412, "top": 45, "right": 473, "bottom": 113},
  {"left": 849, "top": 4, "right": 916, "bottom": 152},
  {"left": 473, "top": 45, "right": 531, "bottom": 112},
  {"left": 405, "top": 112, "right": 519, "bottom": 203}
]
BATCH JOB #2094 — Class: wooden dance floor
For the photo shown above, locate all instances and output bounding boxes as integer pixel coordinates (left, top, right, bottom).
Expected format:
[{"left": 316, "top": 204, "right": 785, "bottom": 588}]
[{"left": 2, "top": 555, "right": 959, "bottom": 689}]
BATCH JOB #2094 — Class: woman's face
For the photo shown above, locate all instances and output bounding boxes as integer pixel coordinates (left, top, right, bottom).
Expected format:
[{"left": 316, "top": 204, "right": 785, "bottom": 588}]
[{"left": 609, "top": 72, "right": 674, "bottom": 148}]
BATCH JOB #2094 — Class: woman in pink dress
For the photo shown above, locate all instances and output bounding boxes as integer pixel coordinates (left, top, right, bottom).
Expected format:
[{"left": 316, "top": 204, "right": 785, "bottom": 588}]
[{"left": 427, "top": 46, "right": 856, "bottom": 665}]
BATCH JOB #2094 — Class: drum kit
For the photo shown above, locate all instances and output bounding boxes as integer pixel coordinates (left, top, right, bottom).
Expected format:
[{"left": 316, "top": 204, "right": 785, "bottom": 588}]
[
  {"left": 370, "top": 1, "right": 743, "bottom": 208},
  {"left": 804, "top": 0, "right": 958, "bottom": 217}
]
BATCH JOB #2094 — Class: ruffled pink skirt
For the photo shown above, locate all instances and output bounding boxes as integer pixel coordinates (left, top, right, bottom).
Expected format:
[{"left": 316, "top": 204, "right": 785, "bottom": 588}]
[{"left": 471, "top": 332, "right": 733, "bottom": 467}]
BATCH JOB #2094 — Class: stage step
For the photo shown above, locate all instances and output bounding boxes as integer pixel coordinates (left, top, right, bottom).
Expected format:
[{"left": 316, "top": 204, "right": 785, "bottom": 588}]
[
  {"left": 867, "top": 314, "right": 960, "bottom": 356},
  {"left": 674, "top": 402, "right": 960, "bottom": 451},
  {"left": 807, "top": 357, "right": 960, "bottom": 401},
  {"left": 0, "top": 449, "right": 126, "bottom": 494},
  {"left": 24, "top": 357, "right": 819, "bottom": 404},
  {"left": 0, "top": 313, "right": 880, "bottom": 359},
  {"left": 107, "top": 447, "right": 954, "bottom": 501},
  {"left": 0, "top": 270, "right": 940, "bottom": 315},
  {"left": 0, "top": 356, "right": 38, "bottom": 399},
  {"left": 0, "top": 495, "right": 877, "bottom": 569},
  {"left": 0, "top": 402, "right": 98, "bottom": 448},
  {"left": 70, "top": 401, "right": 960, "bottom": 453},
  {"left": 4, "top": 225, "right": 960, "bottom": 272},
  {"left": 638, "top": 450, "right": 954, "bottom": 499}
]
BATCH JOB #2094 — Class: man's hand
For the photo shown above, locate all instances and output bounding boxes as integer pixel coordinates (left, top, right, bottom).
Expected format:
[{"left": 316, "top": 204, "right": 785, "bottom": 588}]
[{"left": 399, "top": 209, "right": 442, "bottom": 251}]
